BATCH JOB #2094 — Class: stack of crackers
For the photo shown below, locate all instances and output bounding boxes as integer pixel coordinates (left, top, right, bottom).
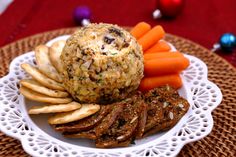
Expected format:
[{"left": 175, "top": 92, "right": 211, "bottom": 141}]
[{"left": 20, "top": 41, "right": 100, "bottom": 125}]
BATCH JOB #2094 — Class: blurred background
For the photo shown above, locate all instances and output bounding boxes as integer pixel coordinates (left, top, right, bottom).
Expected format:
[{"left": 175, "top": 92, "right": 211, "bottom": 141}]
[{"left": 0, "top": 0, "right": 236, "bottom": 66}]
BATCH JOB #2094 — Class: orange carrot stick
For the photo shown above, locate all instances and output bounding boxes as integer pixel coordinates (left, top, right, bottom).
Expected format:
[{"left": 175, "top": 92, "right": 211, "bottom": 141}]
[
  {"left": 139, "top": 74, "right": 182, "bottom": 92},
  {"left": 144, "top": 56, "right": 190, "bottom": 76},
  {"left": 138, "top": 25, "right": 165, "bottom": 51},
  {"left": 145, "top": 40, "right": 171, "bottom": 53},
  {"left": 144, "top": 52, "right": 184, "bottom": 60},
  {"left": 130, "top": 22, "right": 151, "bottom": 39}
]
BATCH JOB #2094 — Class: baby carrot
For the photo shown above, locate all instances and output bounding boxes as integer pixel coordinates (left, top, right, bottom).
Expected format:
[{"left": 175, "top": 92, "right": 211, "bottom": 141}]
[
  {"left": 144, "top": 52, "right": 184, "bottom": 60},
  {"left": 139, "top": 74, "right": 182, "bottom": 92},
  {"left": 144, "top": 56, "right": 190, "bottom": 76},
  {"left": 145, "top": 40, "right": 171, "bottom": 54},
  {"left": 138, "top": 25, "right": 165, "bottom": 51},
  {"left": 130, "top": 22, "right": 151, "bottom": 39}
]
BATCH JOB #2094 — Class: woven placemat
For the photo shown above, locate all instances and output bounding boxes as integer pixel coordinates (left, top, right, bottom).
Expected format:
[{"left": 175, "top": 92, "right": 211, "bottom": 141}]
[{"left": 0, "top": 28, "right": 235, "bottom": 157}]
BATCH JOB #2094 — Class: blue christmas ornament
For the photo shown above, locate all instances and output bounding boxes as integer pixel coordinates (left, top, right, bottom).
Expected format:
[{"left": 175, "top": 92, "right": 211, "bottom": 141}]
[
  {"left": 219, "top": 33, "right": 236, "bottom": 51},
  {"left": 212, "top": 33, "right": 236, "bottom": 52},
  {"left": 73, "top": 6, "right": 91, "bottom": 26}
]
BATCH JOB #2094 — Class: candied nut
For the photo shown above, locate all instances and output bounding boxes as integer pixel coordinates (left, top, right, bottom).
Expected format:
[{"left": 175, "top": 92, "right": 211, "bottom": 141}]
[
  {"left": 169, "top": 112, "right": 174, "bottom": 120},
  {"left": 130, "top": 116, "right": 138, "bottom": 124},
  {"left": 163, "top": 102, "right": 169, "bottom": 108},
  {"left": 178, "top": 103, "right": 184, "bottom": 108}
]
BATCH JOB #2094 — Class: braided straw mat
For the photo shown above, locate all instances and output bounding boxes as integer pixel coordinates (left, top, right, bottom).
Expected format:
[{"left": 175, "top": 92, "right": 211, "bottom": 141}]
[{"left": 0, "top": 28, "right": 235, "bottom": 157}]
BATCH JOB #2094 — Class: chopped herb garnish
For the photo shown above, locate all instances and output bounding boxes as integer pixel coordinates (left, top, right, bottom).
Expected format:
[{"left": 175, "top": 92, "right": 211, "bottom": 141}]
[
  {"left": 108, "top": 27, "right": 122, "bottom": 36},
  {"left": 111, "top": 52, "right": 117, "bottom": 55},
  {"left": 78, "top": 76, "right": 86, "bottom": 80},
  {"left": 104, "top": 36, "right": 115, "bottom": 44},
  {"left": 96, "top": 79, "right": 102, "bottom": 83}
]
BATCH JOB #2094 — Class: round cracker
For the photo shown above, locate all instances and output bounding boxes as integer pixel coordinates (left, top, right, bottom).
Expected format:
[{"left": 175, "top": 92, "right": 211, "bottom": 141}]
[
  {"left": 35, "top": 45, "right": 62, "bottom": 82},
  {"left": 21, "top": 63, "right": 64, "bottom": 91},
  {"left": 28, "top": 102, "right": 82, "bottom": 114},
  {"left": 48, "top": 104, "right": 100, "bottom": 124},
  {"left": 20, "top": 86, "right": 72, "bottom": 104},
  {"left": 20, "top": 79, "right": 69, "bottom": 98},
  {"left": 49, "top": 40, "right": 66, "bottom": 73}
]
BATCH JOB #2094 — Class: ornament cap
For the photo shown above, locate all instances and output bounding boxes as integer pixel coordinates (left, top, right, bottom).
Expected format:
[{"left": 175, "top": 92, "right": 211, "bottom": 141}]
[
  {"left": 211, "top": 43, "right": 220, "bottom": 52},
  {"left": 81, "top": 19, "right": 91, "bottom": 26},
  {"left": 153, "top": 9, "right": 162, "bottom": 19}
]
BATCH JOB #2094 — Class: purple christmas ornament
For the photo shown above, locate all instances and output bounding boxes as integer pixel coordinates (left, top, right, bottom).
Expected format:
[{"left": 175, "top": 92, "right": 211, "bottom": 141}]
[{"left": 73, "top": 6, "right": 91, "bottom": 26}]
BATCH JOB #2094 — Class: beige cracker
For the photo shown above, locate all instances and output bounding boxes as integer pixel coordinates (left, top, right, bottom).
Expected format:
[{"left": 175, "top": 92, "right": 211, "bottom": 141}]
[
  {"left": 20, "top": 86, "right": 72, "bottom": 104},
  {"left": 49, "top": 40, "right": 66, "bottom": 73},
  {"left": 28, "top": 101, "right": 82, "bottom": 114},
  {"left": 21, "top": 63, "right": 64, "bottom": 91},
  {"left": 20, "top": 79, "right": 69, "bottom": 98},
  {"left": 35, "top": 45, "right": 62, "bottom": 82},
  {"left": 48, "top": 104, "right": 100, "bottom": 124}
]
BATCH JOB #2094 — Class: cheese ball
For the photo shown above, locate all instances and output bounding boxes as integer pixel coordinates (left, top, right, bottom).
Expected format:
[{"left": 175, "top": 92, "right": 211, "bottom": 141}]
[{"left": 61, "top": 23, "right": 144, "bottom": 103}]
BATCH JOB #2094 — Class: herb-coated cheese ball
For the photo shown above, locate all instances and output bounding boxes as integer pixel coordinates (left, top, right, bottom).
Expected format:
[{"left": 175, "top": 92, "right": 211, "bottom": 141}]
[{"left": 61, "top": 23, "right": 144, "bottom": 103}]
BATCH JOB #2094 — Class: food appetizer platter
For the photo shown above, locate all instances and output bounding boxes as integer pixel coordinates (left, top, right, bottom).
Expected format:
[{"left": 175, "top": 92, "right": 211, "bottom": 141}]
[{"left": 0, "top": 22, "right": 222, "bottom": 157}]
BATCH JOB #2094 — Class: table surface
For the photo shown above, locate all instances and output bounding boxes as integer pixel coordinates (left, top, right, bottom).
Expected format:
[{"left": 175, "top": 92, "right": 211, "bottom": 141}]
[{"left": 0, "top": 0, "right": 236, "bottom": 66}]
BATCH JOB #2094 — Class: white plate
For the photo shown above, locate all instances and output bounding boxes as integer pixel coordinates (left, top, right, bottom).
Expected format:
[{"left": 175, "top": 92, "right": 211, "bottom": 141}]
[{"left": 0, "top": 35, "right": 222, "bottom": 157}]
